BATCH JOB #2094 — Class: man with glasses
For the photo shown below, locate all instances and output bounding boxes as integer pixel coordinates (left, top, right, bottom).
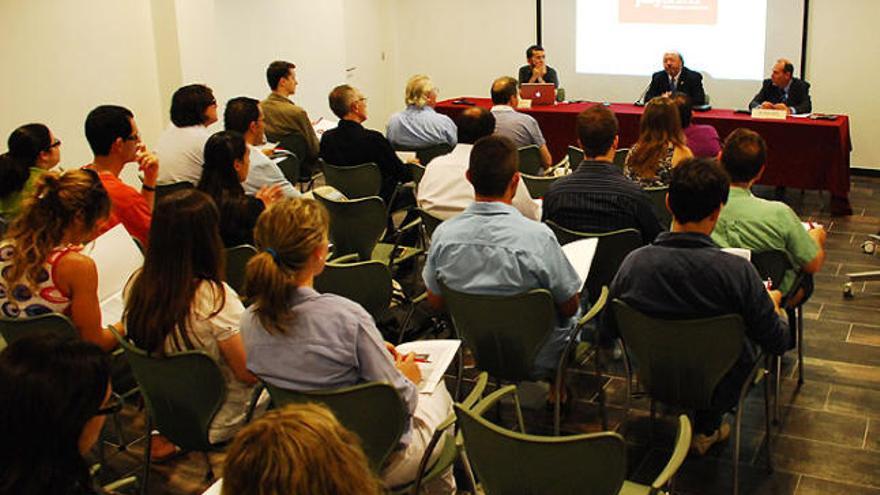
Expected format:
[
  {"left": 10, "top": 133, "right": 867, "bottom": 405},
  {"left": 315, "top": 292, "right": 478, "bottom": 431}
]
[{"left": 84, "top": 105, "right": 159, "bottom": 247}]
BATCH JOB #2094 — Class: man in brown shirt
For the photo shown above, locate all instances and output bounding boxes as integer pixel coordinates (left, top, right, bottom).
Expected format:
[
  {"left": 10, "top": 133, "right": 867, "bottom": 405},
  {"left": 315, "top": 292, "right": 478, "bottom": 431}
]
[{"left": 261, "top": 60, "right": 320, "bottom": 174}]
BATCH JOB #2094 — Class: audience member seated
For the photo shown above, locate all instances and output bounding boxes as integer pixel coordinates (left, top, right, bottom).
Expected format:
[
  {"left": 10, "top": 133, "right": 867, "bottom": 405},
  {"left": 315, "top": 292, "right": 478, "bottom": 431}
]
[
  {"left": 606, "top": 157, "right": 790, "bottom": 454},
  {"left": 0, "top": 169, "right": 120, "bottom": 351},
  {"left": 386, "top": 74, "right": 457, "bottom": 150},
  {"left": 518, "top": 44, "right": 560, "bottom": 88},
  {"left": 320, "top": 84, "right": 413, "bottom": 205},
  {"left": 197, "top": 131, "right": 282, "bottom": 247},
  {"left": 624, "top": 96, "right": 693, "bottom": 188},
  {"left": 542, "top": 105, "right": 663, "bottom": 244},
  {"left": 422, "top": 135, "right": 580, "bottom": 402},
  {"left": 222, "top": 403, "right": 383, "bottom": 495},
  {"left": 490, "top": 76, "right": 552, "bottom": 171},
  {"left": 241, "top": 198, "right": 454, "bottom": 493},
  {"left": 0, "top": 335, "right": 117, "bottom": 495},
  {"left": 124, "top": 188, "right": 264, "bottom": 459},
  {"left": 84, "top": 105, "right": 158, "bottom": 247},
  {"left": 417, "top": 106, "right": 539, "bottom": 221},
  {"left": 712, "top": 128, "right": 826, "bottom": 303},
  {"left": 224, "top": 96, "right": 299, "bottom": 198},
  {"left": 261, "top": 60, "right": 320, "bottom": 172},
  {"left": 156, "top": 84, "right": 217, "bottom": 186},
  {"left": 0, "top": 124, "right": 60, "bottom": 220},
  {"left": 673, "top": 92, "right": 721, "bottom": 158}
]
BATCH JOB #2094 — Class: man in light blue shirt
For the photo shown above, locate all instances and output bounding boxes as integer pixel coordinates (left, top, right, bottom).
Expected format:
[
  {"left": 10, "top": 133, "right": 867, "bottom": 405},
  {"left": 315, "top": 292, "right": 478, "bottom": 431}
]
[
  {"left": 224, "top": 96, "right": 299, "bottom": 198},
  {"left": 423, "top": 135, "right": 581, "bottom": 388},
  {"left": 490, "top": 76, "right": 553, "bottom": 171},
  {"left": 386, "top": 74, "right": 457, "bottom": 150}
]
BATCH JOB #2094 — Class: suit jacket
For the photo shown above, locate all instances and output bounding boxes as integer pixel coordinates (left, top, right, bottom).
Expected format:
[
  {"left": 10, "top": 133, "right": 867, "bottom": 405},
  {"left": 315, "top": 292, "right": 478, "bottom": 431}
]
[
  {"left": 748, "top": 78, "right": 812, "bottom": 115},
  {"left": 645, "top": 66, "right": 706, "bottom": 105}
]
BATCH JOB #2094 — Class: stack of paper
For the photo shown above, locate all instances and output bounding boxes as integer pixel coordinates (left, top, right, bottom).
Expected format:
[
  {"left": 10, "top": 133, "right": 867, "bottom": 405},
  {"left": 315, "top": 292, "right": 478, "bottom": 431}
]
[
  {"left": 395, "top": 339, "right": 461, "bottom": 393},
  {"left": 83, "top": 224, "right": 144, "bottom": 325}
]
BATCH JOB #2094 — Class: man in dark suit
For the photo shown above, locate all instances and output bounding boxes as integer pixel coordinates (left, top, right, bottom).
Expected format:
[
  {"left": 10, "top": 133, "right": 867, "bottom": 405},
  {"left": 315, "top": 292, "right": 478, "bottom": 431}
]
[
  {"left": 749, "top": 58, "right": 812, "bottom": 115},
  {"left": 644, "top": 51, "right": 706, "bottom": 105}
]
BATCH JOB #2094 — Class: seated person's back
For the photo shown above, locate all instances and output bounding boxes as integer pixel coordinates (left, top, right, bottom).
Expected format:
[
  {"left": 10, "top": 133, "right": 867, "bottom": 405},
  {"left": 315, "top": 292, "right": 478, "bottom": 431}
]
[
  {"left": 542, "top": 105, "right": 662, "bottom": 244},
  {"left": 386, "top": 74, "right": 457, "bottom": 150},
  {"left": 624, "top": 96, "right": 693, "bottom": 188},
  {"left": 155, "top": 84, "right": 217, "bottom": 185},
  {"left": 261, "top": 60, "right": 321, "bottom": 169},
  {"left": 673, "top": 93, "right": 720, "bottom": 158},
  {"left": 489, "top": 76, "right": 553, "bottom": 171}
]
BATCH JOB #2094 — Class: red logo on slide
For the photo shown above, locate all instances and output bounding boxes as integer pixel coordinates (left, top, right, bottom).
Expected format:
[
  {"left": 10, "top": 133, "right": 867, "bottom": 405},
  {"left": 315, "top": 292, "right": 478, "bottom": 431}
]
[{"left": 619, "top": 0, "right": 718, "bottom": 25}]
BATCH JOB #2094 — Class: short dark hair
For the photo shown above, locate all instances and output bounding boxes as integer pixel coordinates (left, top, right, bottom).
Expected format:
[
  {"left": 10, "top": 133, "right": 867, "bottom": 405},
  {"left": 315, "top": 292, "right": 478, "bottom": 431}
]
[
  {"left": 668, "top": 157, "right": 730, "bottom": 224},
  {"left": 526, "top": 45, "right": 544, "bottom": 59},
  {"left": 328, "top": 85, "right": 357, "bottom": 119},
  {"left": 224, "top": 97, "right": 261, "bottom": 134},
  {"left": 0, "top": 124, "right": 52, "bottom": 198},
  {"left": 672, "top": 92, "right": 693, "bottom": 128},
  {"left": 490, "top": 77, "right": 518, "bottom": 105},
  {"left": 576, "top": 106, "right": 618, "bottom": 157},
  {"left": 84, "top": 105, "right": 134, "bottom": 156},
  {"left": 721, "top": 128, "right": 767, "bottom": 183},
  {"left": 197, "top": 131, "right": 248, "bottom": 200},
  {"left": 266, "top": 60, "right": 296, "bottom": 90},
  {"left": 170, "top": 84, "right": 215, "bottom": 127},
  {"left": 468, "top": 135, "right": 518, "bottom": 198},
  {"left": 457, "top": 107, "right": 495, "bottom": 144}
]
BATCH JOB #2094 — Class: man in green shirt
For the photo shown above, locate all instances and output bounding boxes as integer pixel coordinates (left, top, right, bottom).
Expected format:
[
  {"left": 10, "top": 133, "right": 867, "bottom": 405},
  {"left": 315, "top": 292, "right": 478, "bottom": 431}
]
[{"left": 712, "top": 128, "right": 826, "bottom": 302}]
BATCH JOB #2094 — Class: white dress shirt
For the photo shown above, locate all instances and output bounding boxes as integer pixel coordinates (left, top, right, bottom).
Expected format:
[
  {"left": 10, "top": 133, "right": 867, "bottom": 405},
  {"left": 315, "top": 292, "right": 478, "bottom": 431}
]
[{"left": 155, "top": 124, "right": 212, "bottom": 185}]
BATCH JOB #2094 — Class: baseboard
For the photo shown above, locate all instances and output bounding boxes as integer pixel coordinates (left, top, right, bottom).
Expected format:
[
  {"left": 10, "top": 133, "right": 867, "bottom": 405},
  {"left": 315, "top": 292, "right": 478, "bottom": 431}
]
[{"left": 852, "top": 167, "right": 880, "bottom": 177}]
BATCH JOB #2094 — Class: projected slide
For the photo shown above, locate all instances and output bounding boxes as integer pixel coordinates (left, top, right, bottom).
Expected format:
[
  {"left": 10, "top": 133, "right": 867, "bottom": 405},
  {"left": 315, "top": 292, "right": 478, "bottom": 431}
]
[{"left": 576, "top": 0, "right": 767, "bottom": 80}]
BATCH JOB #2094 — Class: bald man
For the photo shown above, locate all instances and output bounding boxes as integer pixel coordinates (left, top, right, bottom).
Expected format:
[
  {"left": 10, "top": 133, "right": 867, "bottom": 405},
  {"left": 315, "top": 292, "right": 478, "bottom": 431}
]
[
  {"left": 644, "top": 51, "right": 706, "bottom": 105},
  {"left": 749, "top": 58, "right": 812, "bottom": 115}
]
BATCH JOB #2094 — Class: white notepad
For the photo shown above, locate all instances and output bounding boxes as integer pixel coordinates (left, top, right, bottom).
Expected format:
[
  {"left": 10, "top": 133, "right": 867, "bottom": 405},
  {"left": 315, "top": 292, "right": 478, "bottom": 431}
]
[
  {"left": 82, "top": 224, "right": 144, "bottom": 325},
  {"left": 561, "top": 237, "right": 599, "bottom": 286},
  {"left": 395, "top": 339, "right": 461, "bottom": 394}
]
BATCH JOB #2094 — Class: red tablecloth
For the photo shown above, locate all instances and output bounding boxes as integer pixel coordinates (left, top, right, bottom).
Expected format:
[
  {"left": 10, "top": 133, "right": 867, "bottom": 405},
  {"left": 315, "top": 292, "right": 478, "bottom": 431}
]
[{"left": 436, "top": 98, "right": 853, "bottom": 215}]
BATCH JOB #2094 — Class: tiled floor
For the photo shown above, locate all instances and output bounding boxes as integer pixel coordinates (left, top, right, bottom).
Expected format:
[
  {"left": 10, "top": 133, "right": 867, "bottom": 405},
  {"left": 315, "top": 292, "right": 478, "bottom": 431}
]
[{"left": 93, "top": 176, "right": 880, "bottom": 494}]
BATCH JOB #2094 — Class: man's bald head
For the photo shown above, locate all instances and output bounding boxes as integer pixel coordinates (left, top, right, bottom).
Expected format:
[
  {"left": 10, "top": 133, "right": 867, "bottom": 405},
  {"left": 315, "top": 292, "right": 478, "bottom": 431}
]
[
  {"left": 490, "top": 76, "right": 519, "bottom": 105},
  {"left": 457, "top": 106, "right": 496, "bottom": 144}
]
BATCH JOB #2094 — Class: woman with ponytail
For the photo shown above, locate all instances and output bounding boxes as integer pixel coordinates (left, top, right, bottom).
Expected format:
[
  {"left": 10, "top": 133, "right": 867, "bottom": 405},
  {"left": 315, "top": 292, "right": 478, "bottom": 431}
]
[
  {"left": 0, "top": 169, "right": 120, "bottom": 351},
  {"left": 197, "top": 130, "right": 282, "bottom": 247},
  {"left": 241, "top": 198, "right": 455, "bottom": 493},
  {"left": 0, "top": 123, "right": 61, "bottom": 219},
  {"left": 124, "top": 188, "right": 263, "bottom": 459}
]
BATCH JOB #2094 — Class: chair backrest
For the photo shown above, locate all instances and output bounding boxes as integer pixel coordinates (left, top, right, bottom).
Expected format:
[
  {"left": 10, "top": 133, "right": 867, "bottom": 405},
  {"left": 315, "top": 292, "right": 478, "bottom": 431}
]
[
  {"left": 322, "top": 162, "right": 382, "bottom": 199},
  {"left": 611, "top": 299, "right": 746, "bottom": 409},
  {"left": 417, "top": 208, "right": 444, "bottom": 238},
  {"left": 644, "top": 186, "right": 671, "bottom": 229},
  {"left": 274, "top": 151, "right": 302, "bottom": 184},
  {"left": 115, "top": 334, "right": 227, "bottom": 451},
  {"left": 224, "top": 245, "right": 257, "bottom": 295},
  {"left": 0, "top": 313, "right": 78, "bottom": 350},
  {"left": 521, "top": 173, "right": 560, "bottom": 199},
  {"left": 439, "top": 281, "right": 556, "bottom": 382},
  {"left": 750, "top": 250, "right": 793, "bottom": 292},
  {"left": 314, "top": 259, "right": 392, "bottom": 320},
  {"left": 408, "top": 161, "right": 427, "bottom": 185},
  {"left": 544, "top": 222, "right": 643, "bottom": 302},
  {"left": 614, "top": 148, "right": 629, "bottom": 167},
  {"left": 268, "top": 131, "right": 312, "bottom": 179},
  {"left": 263, "top": 381, "right": 407, "bottom": 472},
  {"left": 413, "top": 143, "right": 454, "bottom": 165},
  {"left": 517, "top": 145, "right": 543, "bottom": 176},
  {"left": 314, "top": 190, "right": 386, "bottom": 260},
  {"left": 155, "top": 181, "right": 194, "bottom": 199},
  {"left": 455, "top": 388, "right": 627, "bottom": 495},
  {"left": 567, "top": 146, "right": 584, "bottom": 169}
]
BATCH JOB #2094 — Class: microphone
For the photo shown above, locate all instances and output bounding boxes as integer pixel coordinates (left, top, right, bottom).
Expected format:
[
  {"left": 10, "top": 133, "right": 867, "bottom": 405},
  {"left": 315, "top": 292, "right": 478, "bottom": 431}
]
[{"left": 634, "top": 81, "right": 651, "bottom": 107}]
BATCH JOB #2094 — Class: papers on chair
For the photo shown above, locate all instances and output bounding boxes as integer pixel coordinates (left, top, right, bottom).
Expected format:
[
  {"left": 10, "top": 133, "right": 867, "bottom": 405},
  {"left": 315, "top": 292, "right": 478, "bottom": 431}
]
[
  {"left": 82, "top": 224, "right": 144, "bottom": 325},
  {"left": 721, "top": 247, "right": 751, "bottom": 261},
  {"left": 396, "top": 151, "right": 417, "bottom": 162},
  {"left": 560, "top": 237, "right": 599, "bottom": 287},
  {"left": 395, "top": 339, "right": 461, "bottom": 394},
  {"left": 202, "top": 479, "right": 223, "bottom": 495},
  {"left": 312, "top": 117, "right": 338, "bottom": 137}
]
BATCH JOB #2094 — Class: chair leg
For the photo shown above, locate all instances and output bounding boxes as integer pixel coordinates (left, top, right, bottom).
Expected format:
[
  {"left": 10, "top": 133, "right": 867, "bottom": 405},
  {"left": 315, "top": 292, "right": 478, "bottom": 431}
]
[
  {"left": 796, "top": 306, "right": 805, "bottom": 385},
  {"left": 203, "top": 451, "right": 214, "bottom": 482},
  {"left": 773, "top": 356, "right": 782, "bottom": 426},
  {"left": 460, "top": 450, "right": 478, "bottom": 493},
  {"left": 762, "top": 368, "right": 774, "bottom": 474},
  {"left": 622, "top": 342, "right": 633, "bottom": 436},
  {"left": 595, "top": 349, "right": 607, "bottom": 431},
  {"left": 454, "top": 346, "right": 464, "bottom": 402},
  {"left": 141, "top": 416, "right": 153, "bottom": 495},
  {"left": 649, "top": 399, "right": 656, "bottom": 445}
]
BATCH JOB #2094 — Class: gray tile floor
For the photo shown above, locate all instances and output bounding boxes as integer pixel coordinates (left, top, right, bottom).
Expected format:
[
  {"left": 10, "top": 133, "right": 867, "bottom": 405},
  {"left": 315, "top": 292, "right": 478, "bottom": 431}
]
[{"left": 94, "top": 176, "right": 880, "bottom": 494}]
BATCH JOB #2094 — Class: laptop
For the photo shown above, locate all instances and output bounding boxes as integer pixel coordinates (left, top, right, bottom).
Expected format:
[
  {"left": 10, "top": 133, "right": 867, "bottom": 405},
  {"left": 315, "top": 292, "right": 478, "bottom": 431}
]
[{"left": 520, "top": 83, "right": 556, "bottom": 106}]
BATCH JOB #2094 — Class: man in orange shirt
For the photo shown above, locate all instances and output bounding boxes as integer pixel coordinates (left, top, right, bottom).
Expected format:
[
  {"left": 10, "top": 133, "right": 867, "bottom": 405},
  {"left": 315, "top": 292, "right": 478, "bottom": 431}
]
[{"left": 84, "top": 105, "right": 159, "bottom": 247}]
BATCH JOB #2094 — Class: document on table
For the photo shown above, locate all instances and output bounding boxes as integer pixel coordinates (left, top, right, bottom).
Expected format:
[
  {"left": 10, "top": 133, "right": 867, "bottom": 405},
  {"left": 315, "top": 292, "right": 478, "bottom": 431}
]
[
  {"left": 561, "top": 237, "right": 599, "bottom": 287},
  {"left": 82, "top": 224, "right": 144, "bottom": 325},
  {"left": 395, "top": 339, "right": 461, "bottom": 394}
]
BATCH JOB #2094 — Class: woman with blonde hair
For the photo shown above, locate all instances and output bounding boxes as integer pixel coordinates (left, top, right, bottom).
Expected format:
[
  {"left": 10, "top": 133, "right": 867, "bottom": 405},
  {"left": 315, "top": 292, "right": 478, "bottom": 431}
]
[
  {"left": 0, "top": 169, "right": 120, "bottom": 351},
  {"left": 624, "top": 95, "right": 693, "bottom": 187},
  {"left": 222, "top": 403, "right": 382, "bottom": 495},
  {"left": 241, "top": 198, "right": 455, "bottom": 493}
]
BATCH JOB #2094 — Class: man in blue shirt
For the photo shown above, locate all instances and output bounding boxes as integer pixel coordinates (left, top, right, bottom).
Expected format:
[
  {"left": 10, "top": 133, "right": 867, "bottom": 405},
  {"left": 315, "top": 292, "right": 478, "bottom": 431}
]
[
  {"left": 386, "top": 74, "right": 457, "bottom": 150},
  {"left": 607, "top": 158, "right": 790, "bottom": 454},
  {"left": 423, "top": 135, "right": 581, "bottom": 400}
]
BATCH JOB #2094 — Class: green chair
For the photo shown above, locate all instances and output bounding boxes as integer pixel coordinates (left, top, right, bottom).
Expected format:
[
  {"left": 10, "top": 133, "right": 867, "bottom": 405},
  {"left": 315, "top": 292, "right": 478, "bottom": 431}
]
[
  {"left": 521, "top": 173, "right": 560, "bottom": 199},
  {"left": 154, "top": 181, "right": 194, "bottom": 199},
  {"left": 112, "top": 329, "right": 230, "bottom": 495},
  {"left": 268, "top": 131, "right": 319, "bottom": 190},
  {"left": 456, "top": 385, "right": 691, "bottom": 495},
  {"left": 0, "top": 313, "right": 77, "bottom": 350},
  {"left": 416, "top": 207, "right": 444, "bottom": 241},
  {"left": 567, "top": 145, "right": 584, "bottom": 169},
  {"left": 224, "top": 245, "right": 257, "bottom": 295},
  {"left": 751, "top": 250, "right": 808, "bottom": 423},
  {"left": 313, "top": 188, "right": 422, "bottom": 268},
  {"left": 544, "top": 222, "right": 642, "bottom": 304},
  {"left": 644, "top": 186, "right": 671, "bottom": 230},
  {"left": 322, "top": 161, "right": 382, "bottom": 199},
  {"left": 611, "top": 300, "right": 773, "bottom": 495},
  {"left": 517, "top": 145, "right": 544, "bottom": 175},
  {"left": 408, "top": 161, "right": 427, "bottom": 185},
  {"left": 415, "top": 143, "right": 454, "bottom": 165},
  {"left": 270, "top": 149, "right": 302, "bottom": 185},
  {"left": 439, "top": 280, "right": 609, "bottom": 435},
  {"left": 614, "top": 148, "right": 630, "bottom": 167},
  {"left": 314, "top": 258, "right": 392, "bottom": 320}
]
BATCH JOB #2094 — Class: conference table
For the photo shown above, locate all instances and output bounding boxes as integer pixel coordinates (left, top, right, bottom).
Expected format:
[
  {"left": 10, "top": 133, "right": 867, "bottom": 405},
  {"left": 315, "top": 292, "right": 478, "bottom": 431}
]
[{"left": 436, "top": 98, "right": 853, "bottom": 215}]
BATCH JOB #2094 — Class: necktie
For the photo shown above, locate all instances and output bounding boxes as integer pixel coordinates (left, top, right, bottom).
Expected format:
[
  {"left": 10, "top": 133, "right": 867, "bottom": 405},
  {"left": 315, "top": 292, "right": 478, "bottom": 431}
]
[{"left": 669, "top": 77, "right": 676, "bottom": 92}]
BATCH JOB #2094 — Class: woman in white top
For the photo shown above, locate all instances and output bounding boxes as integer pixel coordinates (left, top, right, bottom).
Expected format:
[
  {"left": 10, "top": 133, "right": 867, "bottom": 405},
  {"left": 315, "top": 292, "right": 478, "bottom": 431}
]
[{"left": 124, "top": 188, "right": 260, "bottom": 458}]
